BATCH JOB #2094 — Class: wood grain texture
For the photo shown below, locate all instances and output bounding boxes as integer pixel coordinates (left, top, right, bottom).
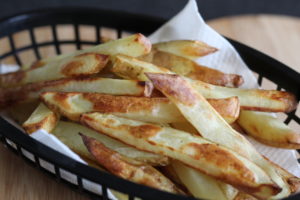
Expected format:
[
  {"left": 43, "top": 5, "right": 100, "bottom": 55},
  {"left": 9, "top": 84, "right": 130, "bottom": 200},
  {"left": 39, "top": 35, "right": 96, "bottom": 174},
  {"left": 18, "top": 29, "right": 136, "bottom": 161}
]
[{"left": 0, "top": 15, "right": 300, "bottom": 200}]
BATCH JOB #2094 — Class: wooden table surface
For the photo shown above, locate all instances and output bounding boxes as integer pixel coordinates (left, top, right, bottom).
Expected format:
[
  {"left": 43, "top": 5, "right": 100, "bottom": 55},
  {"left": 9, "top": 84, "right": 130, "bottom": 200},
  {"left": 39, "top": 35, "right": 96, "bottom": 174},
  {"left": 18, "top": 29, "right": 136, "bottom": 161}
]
[{"left": 1, "top": 15, "right": 300, "bottom": 200}]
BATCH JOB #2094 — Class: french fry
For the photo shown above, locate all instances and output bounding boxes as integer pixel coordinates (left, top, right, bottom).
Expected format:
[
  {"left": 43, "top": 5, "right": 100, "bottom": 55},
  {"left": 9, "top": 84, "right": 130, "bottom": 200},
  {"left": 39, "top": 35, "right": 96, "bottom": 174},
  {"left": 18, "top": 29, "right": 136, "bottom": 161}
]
[
  {"left": 190, "top": 80, "right": 297, "bottom": 113},
  {"left": 80, "top": 113, "right": 281, "bottom": 199},
  {"left": 111, "top": 56, "right": 297, "bottom": 113},
  {"left": 52, "top": 121, "right": 168, "bottom": 166},
  {"left": 238, "top": 111, "right": 300, "bottom": 149},
  {"left": 146, "top": 73, "right": 292, "bottom": 199},
  {"left": 22, "top": 103, "right": 59, "bottom": 134},
  {"left": 0, "top": 77, "right": 153, "bottom": 108},
  {"left": 172, "top": 160, "right": 237, "bottom": 200},
  {"left": 0, "top": 53, "right": 109, "bottom": 87},
  {"left": 26, "top": 33, "right": 149, "bottom": 69},
  {"left": 80, "top": 133, "right": 183, "bottom": 194},
  {"left": 153, "top": 40, "right": 217, "bottom": 60},
  {"left": 40, "top": 92, "right": 239, "bottom": 124},
  {"left": 140, "top": 50, "right": 243, "bottom": 87},
  {"left": 111, "top": 54, "right": 171, "bottom": 81}
]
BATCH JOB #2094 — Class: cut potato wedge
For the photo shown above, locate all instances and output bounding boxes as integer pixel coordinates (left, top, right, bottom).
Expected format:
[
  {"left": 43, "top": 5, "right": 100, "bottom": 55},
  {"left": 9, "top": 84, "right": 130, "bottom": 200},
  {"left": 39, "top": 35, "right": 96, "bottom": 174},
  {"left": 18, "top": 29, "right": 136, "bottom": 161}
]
[
  {"left": 0, "top": 77, "right": 153, "bottom": 108},
  {"left": 52, "top": 121, "right": 168, "bottom": 166},
  {"left": 112, "top": 56, "right": 297, "bottom": 113},
  {"left": 0, "top": 53, "right": 109, "bottom": 87},
  {"left": 153, "top": 40, "right": 217, "bottom": 60},
  {"left": 40, "top": 92, "right": 239, "bottom": 123},
  {"left": 140, "top": 50, "right": 243, "bottom": 87},
  {"left": 38, "top": 33, "right": 150, "bottom": 65},
  {"left": 172, "top": 160, "right": 237, "bottom": 200},
  {"left": 22, "top": 103, "right": 59, "bottom": 134},
  {"left": 0, "top": 33, "right": 151, "bottom": 87},
  {"left": 80, "top": 133, "right": 183, "bottom": 194},
  {"left": 146, "top": 73, "right": 293, "bottom": 199},
  {"left": 238, "top": 111, "right": 300, "bottom": 149},
  {"left": 190, "top": 80, "right": 297, "bottom": 113},
  {"left": 81, "top": 113, "right": 281, "bottom": 199}
]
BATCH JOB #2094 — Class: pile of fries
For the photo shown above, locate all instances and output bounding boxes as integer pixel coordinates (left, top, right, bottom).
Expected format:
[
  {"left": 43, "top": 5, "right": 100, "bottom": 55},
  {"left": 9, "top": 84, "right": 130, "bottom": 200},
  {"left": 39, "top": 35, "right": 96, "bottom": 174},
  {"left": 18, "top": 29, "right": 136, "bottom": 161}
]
[{"left": 1, "top": 33, "right": 300, "bottom": 200}]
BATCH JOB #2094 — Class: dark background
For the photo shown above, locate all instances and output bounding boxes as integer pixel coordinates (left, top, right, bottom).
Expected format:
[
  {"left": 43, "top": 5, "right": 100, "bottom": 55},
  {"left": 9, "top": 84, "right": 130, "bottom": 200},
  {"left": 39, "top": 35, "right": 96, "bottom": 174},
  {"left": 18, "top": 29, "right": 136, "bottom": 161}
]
[{"left": 1, "top": 0, "right": 300, "bottom": 20}]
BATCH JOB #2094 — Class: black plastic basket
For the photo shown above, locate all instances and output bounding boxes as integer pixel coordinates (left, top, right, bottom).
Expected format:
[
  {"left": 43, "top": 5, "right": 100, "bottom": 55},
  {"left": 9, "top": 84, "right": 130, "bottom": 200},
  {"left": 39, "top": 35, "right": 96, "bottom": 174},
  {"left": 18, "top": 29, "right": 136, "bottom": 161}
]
[{"left": 0, "top": 8, "right": 300, "bottom": 200}]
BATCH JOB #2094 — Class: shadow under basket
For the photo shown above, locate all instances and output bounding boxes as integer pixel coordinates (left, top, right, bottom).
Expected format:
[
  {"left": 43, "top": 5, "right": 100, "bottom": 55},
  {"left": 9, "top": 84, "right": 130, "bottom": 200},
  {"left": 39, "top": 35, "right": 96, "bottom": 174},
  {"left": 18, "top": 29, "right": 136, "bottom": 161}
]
[{"left": 0, "top": 7, "right": 300, "bottom": 200}]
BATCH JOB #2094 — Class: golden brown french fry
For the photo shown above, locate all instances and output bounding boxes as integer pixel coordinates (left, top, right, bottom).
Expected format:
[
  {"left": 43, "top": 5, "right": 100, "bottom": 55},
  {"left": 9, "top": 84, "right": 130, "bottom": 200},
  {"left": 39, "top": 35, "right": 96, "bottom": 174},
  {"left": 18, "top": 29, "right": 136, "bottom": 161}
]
[
  {"left": 111, "top": 54, "right": 171, "bottom": 81},
  {"left": 80, "top": 113, "right": 281, "bottom": 199},
  {"left": 22, "top": 103, "right": 59, "bottom": 134},
  {"left": 0, "top": 53, "right": 109, "bottom": 87},
  {"left": 190, "top": 80, "right": 297, "bottom": 113},
  {"left": 263, "top": 156, "right": 300, "bottom": 194},
  {"left": 153, "top": 40, "right": 217, "bottom": 60},
  {"left": 238, "top": 111, "right": 300, "bottom": 149},
  {"left": 0, "top": 77, "right": 153, "bottom": 108},
  {"left": 29, "top": 33, "right": 149, "bottom": 67},
  {"left": 112, "top": 55, "right": 297, "bottom": 113},
  {"left": 52, "top": 121, "right": 168, "bottom": 166},
  {"left": 145, "top": 73, "right": 291, "bottom": 199},
  {"left": 40, "top": 92, "right": 239, "bottom": 124},
  {"left": 172, "top": 160, "right": 237, "bottom": 200},
  {"left": 140, "top": 50, "right": 243, "bottom": 87},
  {"left": 80, "top": 133, "right": 183, "bottom": 194}
]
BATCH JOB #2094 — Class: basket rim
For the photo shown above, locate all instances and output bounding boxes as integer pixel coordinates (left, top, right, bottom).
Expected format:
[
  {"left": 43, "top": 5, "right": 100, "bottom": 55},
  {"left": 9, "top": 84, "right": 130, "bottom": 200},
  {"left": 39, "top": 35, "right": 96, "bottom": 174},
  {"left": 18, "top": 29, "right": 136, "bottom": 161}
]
[{"left": 0, "top": 7, "right": 299, "bottom": 200}]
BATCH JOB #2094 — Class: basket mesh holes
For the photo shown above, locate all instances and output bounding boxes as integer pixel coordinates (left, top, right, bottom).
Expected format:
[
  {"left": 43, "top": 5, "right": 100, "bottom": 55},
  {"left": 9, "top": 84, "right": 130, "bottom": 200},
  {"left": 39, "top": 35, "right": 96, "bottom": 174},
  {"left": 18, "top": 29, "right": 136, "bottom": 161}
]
[
  {"left": 82, "top": 178, "right": 103, "bottom": 196},
  {"left": 34, "top": 26, "right": 53, "bottom": 43},
  {"left": 276, "top": 112, "right": 288, "bottom": 123},
  {"left": 260, "top": 77, "right": 277, "bottom": 90},
  {"left": 289, "top": 120, "right": 300, "bottom": 132},
  {"left": 0, "top": 37, "right": 11, "bottom": 56},
  {"left": 18, "top": 49, "right": 36, "bottom": 67},
  {"left": 57, "top": 24, "right": 75, "bottom": 41},
  {"left": 60, "top": 44, "right": 77, "bottom": 54},
  {"left": 59, "top": 168, "right": 78, "bottom": 185},
  {"left": 109, "top": 189, "right": 131, "bottom": 200},
  {"left": 121, "top": 31, "right": 134, "bottom": 38},
  {"left": 79, "top": 25, "right": 96, "bottom": 42},
  {"left": 12, "top": 30, "right": 31, "bottom": 49},
  {"left": 101, "top": 27, "right": 117, "bottom": 40},
  {"left": 5, "top": 138, "right": 17, "bottom": 149},
  {"left": 39, "top": 158, "right": 55, "bottom": 173},
  {"left": 21, "top": 148, "right": 35, "bottom": 162},
  {"left": 38, "top": 46, "right": 57, "bottom": 60},
  {"left": 80, "top": 44, "right": 94, "bottom": 50}
]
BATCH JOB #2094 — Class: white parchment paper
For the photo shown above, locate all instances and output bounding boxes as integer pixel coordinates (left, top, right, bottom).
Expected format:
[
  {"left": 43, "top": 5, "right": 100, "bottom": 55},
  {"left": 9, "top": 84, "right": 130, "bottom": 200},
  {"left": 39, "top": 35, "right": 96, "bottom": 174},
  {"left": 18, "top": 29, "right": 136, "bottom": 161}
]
[
  {"left": 150, "top": 0, "right": 300, "bottom": 176},
  {"left": 1, "top": 0, "right": 299, "bottom": 198}
]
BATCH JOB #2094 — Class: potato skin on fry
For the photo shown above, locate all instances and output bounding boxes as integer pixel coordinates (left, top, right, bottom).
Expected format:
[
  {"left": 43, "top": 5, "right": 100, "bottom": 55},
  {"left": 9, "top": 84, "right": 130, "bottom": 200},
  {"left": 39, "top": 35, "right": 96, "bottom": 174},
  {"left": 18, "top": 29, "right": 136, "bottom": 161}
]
[
  {"left": 40, "top": 92, "right": 239, "bottom": 124},
  {"left": 140, "top": 50, "right": 244, "bottom": 87},
  {"left": 52, "top": 121, "right": 168, "bottom": 166},
  {"left": 22, "top": 103, "right": 59, "bottom": 134},
  {"left": 0, "top": 53, "right": 109, "bottom": 87},
  {"left": 112, "top": 54, "right": 297, "bottom": 113},
  {"left": 145, "top": 73, "right": 291, "bottom": 199},
  {"left": 80, "top": 133, "right": 183, "bottom": 194},
  {"left": 0, "top": 77, "right": 153, "bottom": 109},
  {"left": 80, "top": 113, "right": 282, "bottom": 199}
]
